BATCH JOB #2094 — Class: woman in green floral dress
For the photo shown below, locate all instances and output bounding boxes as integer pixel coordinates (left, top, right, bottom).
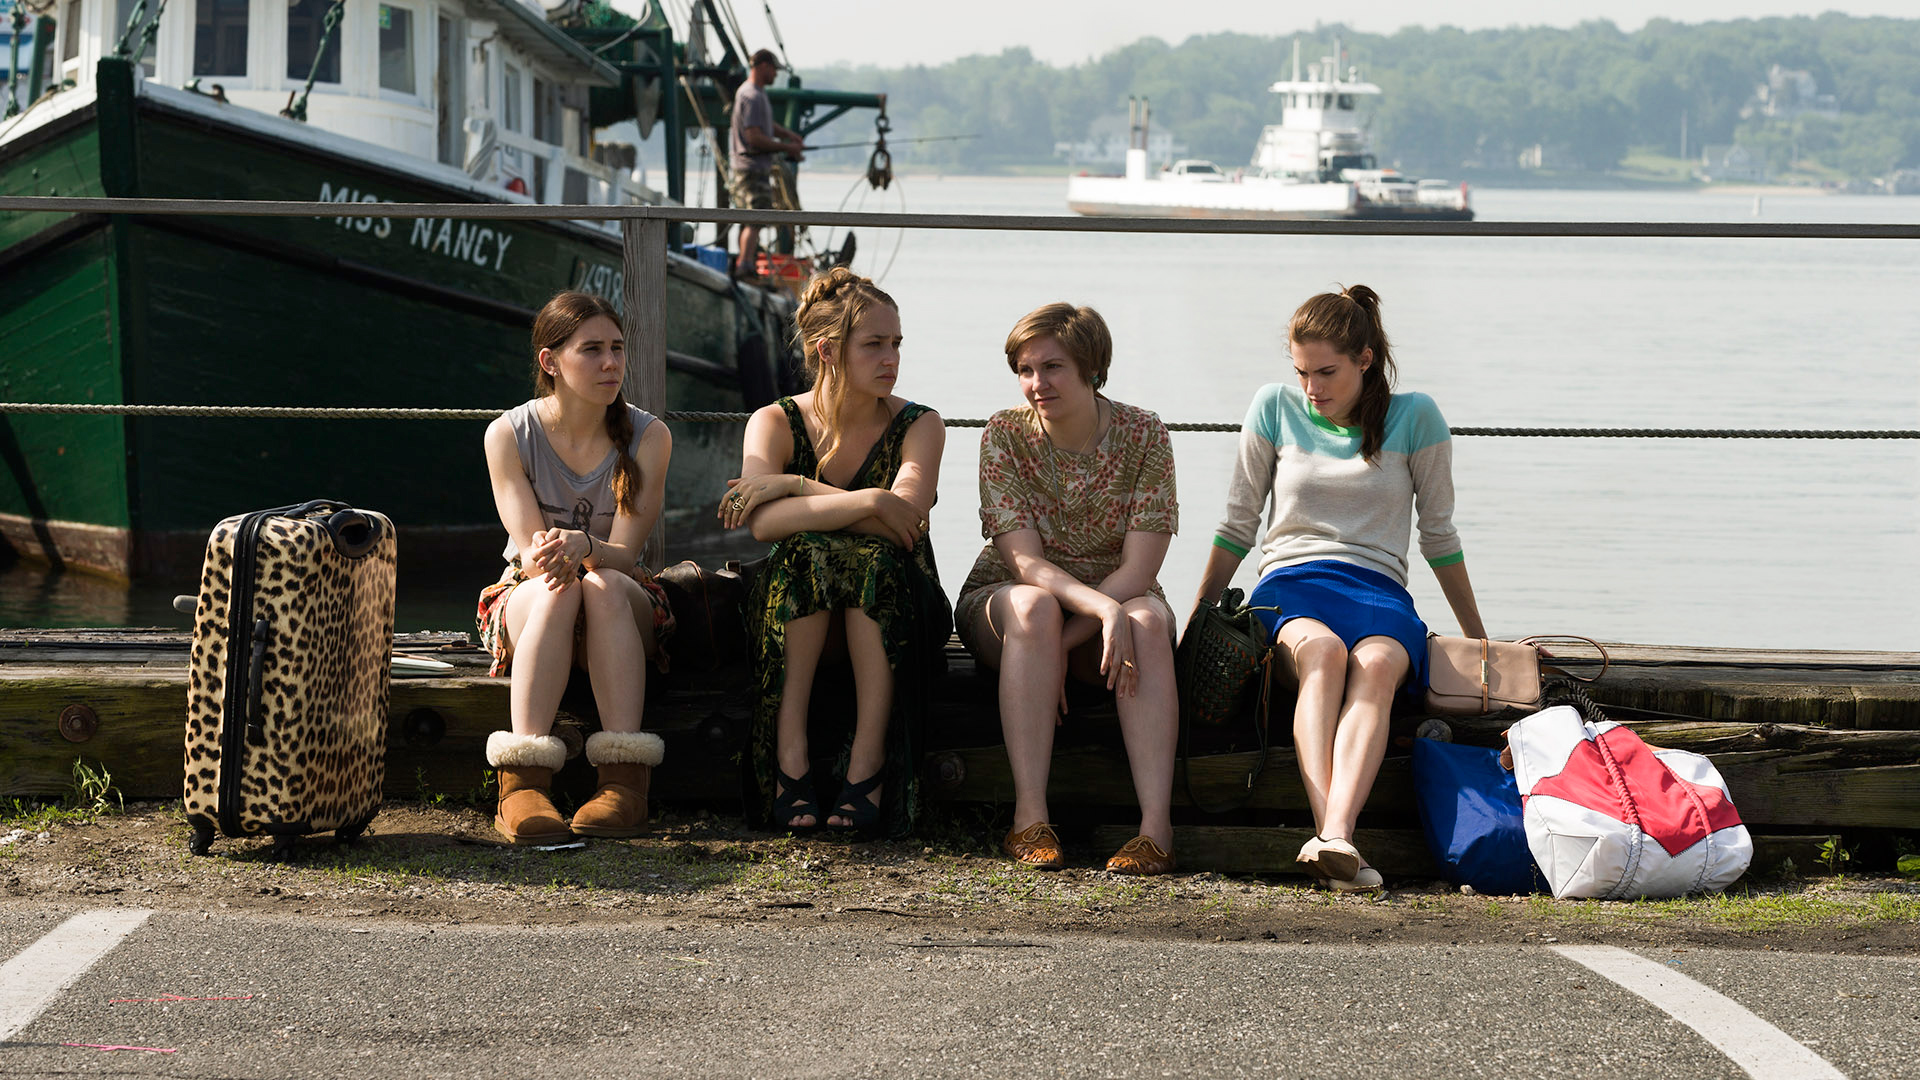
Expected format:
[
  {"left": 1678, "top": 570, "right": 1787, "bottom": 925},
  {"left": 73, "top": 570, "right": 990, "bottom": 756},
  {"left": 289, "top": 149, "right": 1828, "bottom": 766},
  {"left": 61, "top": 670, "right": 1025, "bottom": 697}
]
[{"left": 719, "top": 268, "right": 949, "bottom": 838}]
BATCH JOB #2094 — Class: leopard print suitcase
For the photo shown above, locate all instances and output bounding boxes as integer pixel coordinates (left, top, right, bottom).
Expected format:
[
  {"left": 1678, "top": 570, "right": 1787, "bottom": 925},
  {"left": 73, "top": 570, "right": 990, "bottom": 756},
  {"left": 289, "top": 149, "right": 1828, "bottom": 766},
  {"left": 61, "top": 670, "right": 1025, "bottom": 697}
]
[{"left": 183, "top": 500, "right": 397, "bottom": 855}]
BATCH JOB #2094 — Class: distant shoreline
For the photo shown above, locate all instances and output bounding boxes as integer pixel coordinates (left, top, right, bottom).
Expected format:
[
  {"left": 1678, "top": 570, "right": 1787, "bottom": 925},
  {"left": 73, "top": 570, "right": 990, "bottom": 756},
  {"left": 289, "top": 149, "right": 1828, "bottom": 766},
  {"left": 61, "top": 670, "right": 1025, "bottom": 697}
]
[{"left": 783, "top": 169, "right": 1858, "bottom": 196}]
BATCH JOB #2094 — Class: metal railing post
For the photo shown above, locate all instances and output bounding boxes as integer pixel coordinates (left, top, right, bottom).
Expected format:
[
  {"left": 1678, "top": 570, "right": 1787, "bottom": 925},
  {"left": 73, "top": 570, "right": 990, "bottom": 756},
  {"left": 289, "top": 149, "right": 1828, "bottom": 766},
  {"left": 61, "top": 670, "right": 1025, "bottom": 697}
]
[{"left": 622, "top": 212, "right": 669, "bottom": 569}]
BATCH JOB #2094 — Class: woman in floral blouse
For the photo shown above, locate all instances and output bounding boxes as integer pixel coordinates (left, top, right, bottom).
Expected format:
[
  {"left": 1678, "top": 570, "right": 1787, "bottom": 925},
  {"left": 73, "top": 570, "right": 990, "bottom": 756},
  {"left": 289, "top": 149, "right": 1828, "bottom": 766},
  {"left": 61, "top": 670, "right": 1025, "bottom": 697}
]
[{"left": 954, "top": 302, "right": 1179, "bottom": 876}]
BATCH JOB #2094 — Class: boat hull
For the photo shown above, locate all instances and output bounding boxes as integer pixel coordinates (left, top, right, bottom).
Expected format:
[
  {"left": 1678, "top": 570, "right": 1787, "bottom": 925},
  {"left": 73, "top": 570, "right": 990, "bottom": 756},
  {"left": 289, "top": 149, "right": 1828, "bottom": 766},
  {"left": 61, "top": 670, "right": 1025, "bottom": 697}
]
[
  {"left": 1065, "top": 177, "right": 1474, "bottom": 222},
  {"left": 0, "top": 66, "right": 792, "bottom": 582}
]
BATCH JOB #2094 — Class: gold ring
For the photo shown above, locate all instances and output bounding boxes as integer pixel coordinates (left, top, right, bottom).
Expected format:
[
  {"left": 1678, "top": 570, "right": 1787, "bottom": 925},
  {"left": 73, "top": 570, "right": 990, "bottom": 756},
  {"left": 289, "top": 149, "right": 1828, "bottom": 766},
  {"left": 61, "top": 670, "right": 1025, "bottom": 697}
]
[
  {"left": 917, "top": 519, "right": 928, "bottom": 531},
  {"left": 1122, "top": 659, "right": 1135, "bottom": 669},
  {"left": 560, "top": 553, "right": 570, "bottom": 564},
  {"left": 731, "top": 494, "right": 745, "bottom": 508}
]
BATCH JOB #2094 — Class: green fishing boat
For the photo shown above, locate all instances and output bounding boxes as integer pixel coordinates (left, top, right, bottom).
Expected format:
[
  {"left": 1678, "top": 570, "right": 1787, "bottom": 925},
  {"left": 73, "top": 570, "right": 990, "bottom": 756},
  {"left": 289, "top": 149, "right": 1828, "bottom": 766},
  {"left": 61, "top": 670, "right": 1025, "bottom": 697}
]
[{"left": 0, "top": 0, "right": 885, "bottom": 581}]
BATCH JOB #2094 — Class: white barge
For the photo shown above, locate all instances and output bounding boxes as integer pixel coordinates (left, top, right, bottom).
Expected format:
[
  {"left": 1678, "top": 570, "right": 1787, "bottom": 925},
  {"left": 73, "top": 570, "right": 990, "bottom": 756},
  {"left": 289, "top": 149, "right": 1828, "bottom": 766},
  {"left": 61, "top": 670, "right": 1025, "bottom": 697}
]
[{"left": 1067, "top": 42, "right": 1472, "bottom": 221}]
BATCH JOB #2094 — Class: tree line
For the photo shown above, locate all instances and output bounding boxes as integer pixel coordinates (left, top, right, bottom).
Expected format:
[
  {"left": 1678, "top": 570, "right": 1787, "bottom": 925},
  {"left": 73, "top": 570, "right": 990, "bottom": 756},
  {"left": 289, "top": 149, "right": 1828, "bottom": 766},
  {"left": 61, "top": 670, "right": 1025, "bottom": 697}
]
[{"left": 796, "top": 15, "right": 1920, "bottom": 180}]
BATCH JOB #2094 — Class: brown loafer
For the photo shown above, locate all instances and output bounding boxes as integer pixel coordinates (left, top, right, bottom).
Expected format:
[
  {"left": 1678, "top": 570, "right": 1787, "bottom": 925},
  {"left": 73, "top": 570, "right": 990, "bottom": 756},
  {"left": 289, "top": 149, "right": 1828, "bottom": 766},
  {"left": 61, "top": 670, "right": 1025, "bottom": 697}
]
[
  {"left": 1105, "top": 834, "right": 1176, "bottom": 876},
  {"left": 1002, "top": 822, "right": 1065, "bottom": 870}
]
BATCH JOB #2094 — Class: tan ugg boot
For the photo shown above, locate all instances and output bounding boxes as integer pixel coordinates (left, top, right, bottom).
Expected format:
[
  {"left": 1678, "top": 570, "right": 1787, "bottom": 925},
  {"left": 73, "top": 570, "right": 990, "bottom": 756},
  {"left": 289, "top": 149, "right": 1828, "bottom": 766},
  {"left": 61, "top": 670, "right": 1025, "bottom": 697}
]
[
  {"left": 569, "top": 731, "right": 665, "bottom": 838},
  {"left": 486, "top": 731, "right": 570, "bottom": 845}
]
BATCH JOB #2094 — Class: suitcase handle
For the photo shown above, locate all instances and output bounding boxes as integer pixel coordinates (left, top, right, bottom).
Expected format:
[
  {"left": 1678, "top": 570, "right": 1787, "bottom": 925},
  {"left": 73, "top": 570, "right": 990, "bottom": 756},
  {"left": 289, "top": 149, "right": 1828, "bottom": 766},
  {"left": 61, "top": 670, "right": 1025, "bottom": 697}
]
[
  {"left": 246, "top": 617, "right": 269, "bottom": 740},
  {"left": 324, "top": 509, "right": 385, "bottom": 559}
]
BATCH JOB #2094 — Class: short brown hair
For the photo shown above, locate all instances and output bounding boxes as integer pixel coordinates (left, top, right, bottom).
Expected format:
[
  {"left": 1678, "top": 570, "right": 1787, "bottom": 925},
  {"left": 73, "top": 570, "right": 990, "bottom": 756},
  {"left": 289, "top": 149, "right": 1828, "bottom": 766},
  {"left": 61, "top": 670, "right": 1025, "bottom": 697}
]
[{"left": 1003, "top": 302, "right": 1112, "bottom": 389}]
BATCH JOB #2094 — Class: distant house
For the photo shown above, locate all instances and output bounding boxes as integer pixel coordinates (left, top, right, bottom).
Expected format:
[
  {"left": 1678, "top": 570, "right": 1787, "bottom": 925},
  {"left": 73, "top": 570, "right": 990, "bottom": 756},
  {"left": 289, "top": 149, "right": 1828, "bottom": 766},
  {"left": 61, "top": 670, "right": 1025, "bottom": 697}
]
[
  {"left": 1055, "top": 114, "right": 1186, "bottom": 169},
  {"left": 1746, "top": 65, "right": 1841, "bottom": 120},
  {"left": 1516, "top": 143, "right": 1577, "bottom": 170},
  {"left": 1698, "top": 144, "right": 1767, "bottom": 184}
]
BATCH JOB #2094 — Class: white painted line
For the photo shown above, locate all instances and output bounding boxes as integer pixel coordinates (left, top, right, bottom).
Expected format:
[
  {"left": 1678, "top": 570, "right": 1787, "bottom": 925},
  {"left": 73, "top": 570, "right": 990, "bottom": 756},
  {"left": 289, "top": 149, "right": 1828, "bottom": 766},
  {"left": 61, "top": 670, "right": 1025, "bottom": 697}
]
[
  {"left": 1552, "top": 945, "right": 1846, "bottom": 1080},
  {"left": 0, "top": 908, "right": 154, "bottom": 1044}
]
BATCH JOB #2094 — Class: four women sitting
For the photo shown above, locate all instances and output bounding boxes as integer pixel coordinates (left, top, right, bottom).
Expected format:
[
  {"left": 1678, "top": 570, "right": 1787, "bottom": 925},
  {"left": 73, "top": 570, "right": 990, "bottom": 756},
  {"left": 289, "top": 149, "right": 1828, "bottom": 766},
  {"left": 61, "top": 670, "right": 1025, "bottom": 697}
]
[{"left": 485, "top": 279, "right": 1480, "bottom": 889}]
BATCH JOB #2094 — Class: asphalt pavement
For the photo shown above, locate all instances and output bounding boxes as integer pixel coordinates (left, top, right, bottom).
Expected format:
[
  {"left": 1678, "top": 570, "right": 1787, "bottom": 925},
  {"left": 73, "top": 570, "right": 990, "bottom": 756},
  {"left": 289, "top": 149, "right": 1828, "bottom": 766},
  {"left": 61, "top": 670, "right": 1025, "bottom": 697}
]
[{"left": 1, "top": 901, "right": 1914, "bottom": 1078}]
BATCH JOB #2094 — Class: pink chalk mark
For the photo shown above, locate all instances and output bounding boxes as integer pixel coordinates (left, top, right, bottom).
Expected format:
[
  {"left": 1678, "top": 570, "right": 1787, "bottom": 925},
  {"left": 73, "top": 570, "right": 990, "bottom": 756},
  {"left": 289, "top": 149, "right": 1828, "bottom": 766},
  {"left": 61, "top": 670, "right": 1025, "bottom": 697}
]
[
  {"left": 109, "top": 993, "right": 255, "bottom": 1003},
  {"left": 63, "top": 1042, "right": 179, "bottom": 1053}
]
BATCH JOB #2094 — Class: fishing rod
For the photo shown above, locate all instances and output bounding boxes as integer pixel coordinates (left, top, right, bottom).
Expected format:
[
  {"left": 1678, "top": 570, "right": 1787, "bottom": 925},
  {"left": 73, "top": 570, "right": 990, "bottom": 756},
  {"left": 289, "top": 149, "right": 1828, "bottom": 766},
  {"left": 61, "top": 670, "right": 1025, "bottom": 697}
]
[{"left": 802, "top": 133, "right": 981, "bottom": 152}]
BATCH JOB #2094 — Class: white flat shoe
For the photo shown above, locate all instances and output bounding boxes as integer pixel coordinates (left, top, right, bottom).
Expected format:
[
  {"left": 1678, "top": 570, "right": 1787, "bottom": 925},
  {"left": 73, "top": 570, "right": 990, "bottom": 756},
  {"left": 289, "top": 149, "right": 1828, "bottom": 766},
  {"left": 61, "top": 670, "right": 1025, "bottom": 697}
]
[
  {"left": 1326, "top": 866, "right": 1385, "bottom": 894},
  {"left": 1296, "top": 835, "right": 1362, "bottom": 882}
]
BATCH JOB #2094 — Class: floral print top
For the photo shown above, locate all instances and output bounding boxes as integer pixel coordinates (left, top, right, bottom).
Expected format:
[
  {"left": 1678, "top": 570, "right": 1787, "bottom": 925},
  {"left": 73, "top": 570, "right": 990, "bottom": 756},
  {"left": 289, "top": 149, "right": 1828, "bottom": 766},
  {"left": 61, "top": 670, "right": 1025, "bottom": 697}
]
[{"left": 957, "top": 398, "right": 1178, "bottom": 603}]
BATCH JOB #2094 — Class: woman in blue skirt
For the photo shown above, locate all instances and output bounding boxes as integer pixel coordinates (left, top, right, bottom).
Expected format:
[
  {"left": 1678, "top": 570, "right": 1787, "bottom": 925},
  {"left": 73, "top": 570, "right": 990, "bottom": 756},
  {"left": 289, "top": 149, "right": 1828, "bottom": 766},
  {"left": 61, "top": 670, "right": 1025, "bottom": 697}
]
[{"left": 1192, "top": 285, "right": 1486, "bottom": 892}]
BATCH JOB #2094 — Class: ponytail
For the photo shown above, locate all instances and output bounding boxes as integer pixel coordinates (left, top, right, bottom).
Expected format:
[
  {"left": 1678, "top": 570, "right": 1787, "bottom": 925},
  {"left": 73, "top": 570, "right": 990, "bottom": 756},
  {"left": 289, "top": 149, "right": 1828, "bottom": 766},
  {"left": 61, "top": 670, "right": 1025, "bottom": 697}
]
[{"left": 1288, "top": 283, "right": 1397, "bottom": 464}]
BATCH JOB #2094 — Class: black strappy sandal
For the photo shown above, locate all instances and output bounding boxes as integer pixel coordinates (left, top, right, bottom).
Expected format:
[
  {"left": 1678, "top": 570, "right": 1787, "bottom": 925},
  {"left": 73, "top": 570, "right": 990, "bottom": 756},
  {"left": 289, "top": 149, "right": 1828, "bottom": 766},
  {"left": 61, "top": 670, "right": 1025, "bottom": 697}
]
[
  {"left": 772, "top": 766, "right": 821, "bottom": 833},
  {"left": 825, "top": 773, "right": 883, "bottom": 840}
]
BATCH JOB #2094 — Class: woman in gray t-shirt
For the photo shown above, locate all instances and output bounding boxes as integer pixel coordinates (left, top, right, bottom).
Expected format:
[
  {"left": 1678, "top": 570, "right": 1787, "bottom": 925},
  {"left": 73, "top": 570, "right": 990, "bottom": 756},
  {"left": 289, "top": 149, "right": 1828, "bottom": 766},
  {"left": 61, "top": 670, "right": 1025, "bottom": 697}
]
[{"left": 475, "top": 291, "right": 674, "bottom": 845}]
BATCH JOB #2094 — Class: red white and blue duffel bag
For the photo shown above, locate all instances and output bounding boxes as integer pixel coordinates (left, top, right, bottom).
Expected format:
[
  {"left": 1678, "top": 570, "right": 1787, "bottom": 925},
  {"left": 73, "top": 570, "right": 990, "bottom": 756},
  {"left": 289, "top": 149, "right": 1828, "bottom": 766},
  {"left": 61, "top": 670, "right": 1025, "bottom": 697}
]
[{"left": 1507, "top": 705, "right": 1752, "bottom": 900}]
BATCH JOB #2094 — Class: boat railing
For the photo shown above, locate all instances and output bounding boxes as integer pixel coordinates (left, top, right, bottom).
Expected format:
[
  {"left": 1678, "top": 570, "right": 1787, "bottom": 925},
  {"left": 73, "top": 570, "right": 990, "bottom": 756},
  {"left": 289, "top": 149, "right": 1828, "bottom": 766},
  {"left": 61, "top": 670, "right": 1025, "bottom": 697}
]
[{"left": 4, "top": 193, "right": 1918, "bottom": 432}]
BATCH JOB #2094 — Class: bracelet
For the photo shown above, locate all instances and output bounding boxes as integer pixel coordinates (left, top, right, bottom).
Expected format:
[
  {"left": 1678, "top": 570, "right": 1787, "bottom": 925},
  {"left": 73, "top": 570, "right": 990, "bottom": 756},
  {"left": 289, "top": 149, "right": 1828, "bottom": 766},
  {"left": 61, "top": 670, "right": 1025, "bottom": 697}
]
[{"left": 584, "top": 532, "right": 595, "bottom": 562}]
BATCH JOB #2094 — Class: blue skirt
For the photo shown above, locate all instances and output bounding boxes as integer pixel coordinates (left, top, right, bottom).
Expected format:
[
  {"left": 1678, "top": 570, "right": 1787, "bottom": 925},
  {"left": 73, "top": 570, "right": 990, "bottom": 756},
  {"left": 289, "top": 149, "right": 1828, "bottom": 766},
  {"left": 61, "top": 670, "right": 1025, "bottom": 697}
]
[{"left": 1248, "top": 560, "right": 1431, "bottom": 695}]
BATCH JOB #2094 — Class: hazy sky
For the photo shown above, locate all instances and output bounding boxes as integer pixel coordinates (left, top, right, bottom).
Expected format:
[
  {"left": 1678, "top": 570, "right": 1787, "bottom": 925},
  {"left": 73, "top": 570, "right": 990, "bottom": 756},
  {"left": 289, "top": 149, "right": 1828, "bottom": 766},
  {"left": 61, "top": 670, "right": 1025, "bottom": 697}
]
[{"left": 625, "top": 1, "right": 1920, "bottom": 68}]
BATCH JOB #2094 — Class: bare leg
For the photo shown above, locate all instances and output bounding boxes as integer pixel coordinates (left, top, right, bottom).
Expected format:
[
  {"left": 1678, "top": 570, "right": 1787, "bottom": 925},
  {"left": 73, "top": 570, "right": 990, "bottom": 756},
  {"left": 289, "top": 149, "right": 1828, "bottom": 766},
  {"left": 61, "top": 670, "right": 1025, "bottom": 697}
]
[
  {"left": 736, "top": 224, "right": 761, "bottom": 276},
  {"left": 1114, "top": 597, "right": 1178, "bottom": 850},
  {"left": 1318, "top": 636, "right": 1410, "bottom": 844},
  {"left": 580, "top": 569, "right": 650, "bottom": 734},
  {"left": 971, "top": 585, "right": 1066, "bottom": 833},
  {"left": 501, "top": 579, "right": 585, "bottom": 737},
  {"left": 1277, "top": 618, "right": 1350, "bottom": 835},
  {"left": 776, "top": 610, "right": 831, "bottom": 828},
  {"left": 827, "top": 607, "right": 893, "bottom": 827}
]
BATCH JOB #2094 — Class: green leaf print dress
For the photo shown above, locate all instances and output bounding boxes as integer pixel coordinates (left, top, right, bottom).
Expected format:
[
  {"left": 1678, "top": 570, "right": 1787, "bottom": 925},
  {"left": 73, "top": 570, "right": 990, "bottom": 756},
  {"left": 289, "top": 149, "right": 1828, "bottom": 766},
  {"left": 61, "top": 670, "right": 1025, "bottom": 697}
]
[{"left": 745, "top": 398, "right": 951, "bottom": 837}]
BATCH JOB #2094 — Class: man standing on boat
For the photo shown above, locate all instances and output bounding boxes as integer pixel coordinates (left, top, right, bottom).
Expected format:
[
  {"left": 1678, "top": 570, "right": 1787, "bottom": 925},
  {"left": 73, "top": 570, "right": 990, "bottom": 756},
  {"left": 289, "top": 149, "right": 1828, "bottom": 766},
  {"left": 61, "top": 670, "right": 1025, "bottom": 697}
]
[{"left": 731, "top": 48, "right": 805, "bottom": 280}]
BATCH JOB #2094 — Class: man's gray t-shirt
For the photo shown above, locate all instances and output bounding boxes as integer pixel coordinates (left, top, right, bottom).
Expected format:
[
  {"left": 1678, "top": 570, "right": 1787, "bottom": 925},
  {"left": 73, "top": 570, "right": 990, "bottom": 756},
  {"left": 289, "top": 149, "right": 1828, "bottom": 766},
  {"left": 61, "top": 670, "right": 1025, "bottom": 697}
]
[
  {"left": 499, "top": 399, "right": 657, "bottom": 562},
  {"left": 730, "top": 80, "right": 774, "bottom": 175}
]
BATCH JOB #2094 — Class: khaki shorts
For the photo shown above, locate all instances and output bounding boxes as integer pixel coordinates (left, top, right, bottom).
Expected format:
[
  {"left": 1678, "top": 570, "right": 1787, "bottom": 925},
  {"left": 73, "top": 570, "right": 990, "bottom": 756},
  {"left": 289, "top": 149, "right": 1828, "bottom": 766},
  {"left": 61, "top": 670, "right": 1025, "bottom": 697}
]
[{"left": 728, "top": 168, "right": 776, "bottom": 218}]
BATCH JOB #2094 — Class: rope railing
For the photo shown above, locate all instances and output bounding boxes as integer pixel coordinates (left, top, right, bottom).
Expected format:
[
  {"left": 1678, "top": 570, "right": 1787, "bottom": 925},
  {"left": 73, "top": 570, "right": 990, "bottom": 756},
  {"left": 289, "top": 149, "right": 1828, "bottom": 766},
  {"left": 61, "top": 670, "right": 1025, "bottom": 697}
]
[
  {"left": 4, "top": 195, "right": 1920, "bottom": 240},
  {"left": 1, "top": 403, "right": 1913, "bottom": 439}
]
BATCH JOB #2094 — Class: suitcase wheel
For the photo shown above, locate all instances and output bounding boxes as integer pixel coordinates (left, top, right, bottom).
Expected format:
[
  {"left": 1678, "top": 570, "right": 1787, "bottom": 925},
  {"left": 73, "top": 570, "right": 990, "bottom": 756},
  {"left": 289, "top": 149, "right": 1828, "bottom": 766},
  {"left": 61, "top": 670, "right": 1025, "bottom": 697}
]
[
  {"left": 335, "top": 815, "right": 374, "bottom": 847},
  {"left": 187, "top": 824, "right": 215, "bottom": 857}
]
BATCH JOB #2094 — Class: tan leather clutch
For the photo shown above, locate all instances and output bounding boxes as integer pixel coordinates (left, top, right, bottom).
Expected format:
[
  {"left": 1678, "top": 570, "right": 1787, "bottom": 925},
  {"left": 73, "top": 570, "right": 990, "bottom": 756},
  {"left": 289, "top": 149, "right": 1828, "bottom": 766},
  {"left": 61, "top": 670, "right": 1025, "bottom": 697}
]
[{"left": 1425, "top": 635, "right": 1608, "bottom": 716}]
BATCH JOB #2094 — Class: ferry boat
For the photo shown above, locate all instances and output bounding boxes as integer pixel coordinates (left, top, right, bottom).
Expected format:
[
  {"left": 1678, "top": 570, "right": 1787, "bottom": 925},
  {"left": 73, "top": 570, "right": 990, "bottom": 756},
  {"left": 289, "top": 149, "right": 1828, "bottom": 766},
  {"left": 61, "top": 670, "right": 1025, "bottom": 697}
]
[
  {"left": 1067, "top": 41, "right": 1472, "bottom": 221},
  {"left": 0, "top": 0, "right": 886, "bottom": 580}
]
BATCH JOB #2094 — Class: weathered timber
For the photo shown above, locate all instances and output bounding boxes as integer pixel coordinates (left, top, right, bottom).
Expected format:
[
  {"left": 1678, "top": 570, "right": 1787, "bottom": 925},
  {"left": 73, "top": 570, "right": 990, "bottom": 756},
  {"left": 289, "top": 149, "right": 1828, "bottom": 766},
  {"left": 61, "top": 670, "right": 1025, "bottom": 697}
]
[
  {"left": 1443, "top": 717, "right": 1920, "bottom": 758},
  {"left": 933, "top": 740, "right": 1920, "bottom": 829},
  {"left": 4, "top": 630, "right": 1917, "bottom": 833},
  {"left": 927, "top": 744, "right": 1416, "bottom": 816},
  {"left": 1570, "top": 643, "right": 1920, "bottom": 729},
  {"left": 1087, "top": 826, "right": 1836, "bottom": 881}
]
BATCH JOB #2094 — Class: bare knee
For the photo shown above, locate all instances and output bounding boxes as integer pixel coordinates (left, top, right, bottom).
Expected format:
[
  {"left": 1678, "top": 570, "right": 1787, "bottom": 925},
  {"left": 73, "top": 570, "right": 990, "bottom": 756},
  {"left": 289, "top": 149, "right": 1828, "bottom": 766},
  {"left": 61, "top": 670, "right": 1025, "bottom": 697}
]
[
  {"left": 1000, "top": 587, "right": 1063, "bottom": 645},
  {"left": 578, "top": 570, "right": 631, "bottom": 619},
  {"left": 1123, "top": 599, "right": 1171, "bottom": 657},
  {"left": 1288, "top": 634, "right": 1348, "bottom": 683},
  {"left": 1347, "top": 645, "right": 1407, "bottom": 697}
]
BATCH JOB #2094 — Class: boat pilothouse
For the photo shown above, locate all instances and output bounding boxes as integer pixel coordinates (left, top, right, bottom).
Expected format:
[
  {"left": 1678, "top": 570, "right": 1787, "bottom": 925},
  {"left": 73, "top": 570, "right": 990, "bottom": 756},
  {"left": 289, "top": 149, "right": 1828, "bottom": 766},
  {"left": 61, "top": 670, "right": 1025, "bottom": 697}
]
[
  {"left": 1066, "top": 37, "right": 1472, "bottom": 221},
  {"left": 2, "top": 0, "right": 658, "bottom": 212}
]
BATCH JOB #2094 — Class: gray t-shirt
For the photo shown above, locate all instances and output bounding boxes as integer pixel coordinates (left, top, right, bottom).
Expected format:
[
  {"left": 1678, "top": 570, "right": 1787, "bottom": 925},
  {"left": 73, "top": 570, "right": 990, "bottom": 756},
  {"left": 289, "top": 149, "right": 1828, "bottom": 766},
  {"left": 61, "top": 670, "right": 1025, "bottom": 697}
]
[
  {"left": 499, "top": 399, "right": 656, "bottom": 562},
  {"left": 730, "top": 79, "right": 774, "bottom": 175}
]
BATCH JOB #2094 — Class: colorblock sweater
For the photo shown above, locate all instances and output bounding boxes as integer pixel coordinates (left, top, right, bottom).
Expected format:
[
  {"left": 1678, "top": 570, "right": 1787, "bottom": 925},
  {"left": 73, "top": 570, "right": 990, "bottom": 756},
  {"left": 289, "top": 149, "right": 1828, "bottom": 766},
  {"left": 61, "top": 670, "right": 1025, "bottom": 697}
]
[{"left": 1213, "top": 384, "right": 1462, "bottom": 587}]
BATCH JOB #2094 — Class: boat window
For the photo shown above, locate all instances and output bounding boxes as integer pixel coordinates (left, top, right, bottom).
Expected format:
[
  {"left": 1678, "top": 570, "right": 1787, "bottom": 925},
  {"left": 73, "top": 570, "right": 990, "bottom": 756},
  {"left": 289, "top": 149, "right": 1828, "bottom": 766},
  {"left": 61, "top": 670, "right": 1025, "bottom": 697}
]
[
  {"left": 286, "top": 0, "right": 340, "bottom": 83},
  {"left": 533, "top": 77, "right": 553, "bottom": 144},
  {"left": 1337, "top": 94, "right": 1353, "bottom": 110},
  {"left": 193, "top": 0, "right": 247, "bottom": 77},
  {"left": 378, "top": 4, "right": 415, "bottom": 94},
  {"left": 503, "top": 63, "right": 523, "bottom": 132},
  {"left": 61, "top": 1, "right": 82, "bottom": 64}
]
